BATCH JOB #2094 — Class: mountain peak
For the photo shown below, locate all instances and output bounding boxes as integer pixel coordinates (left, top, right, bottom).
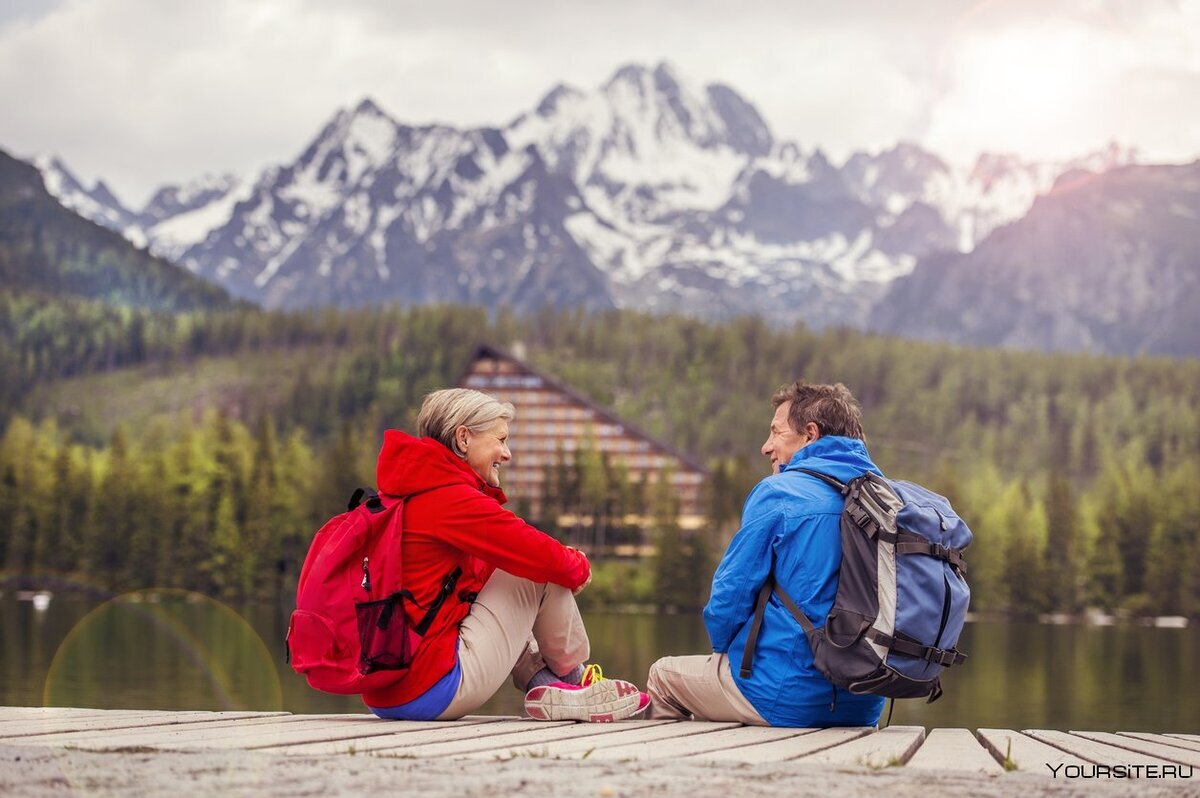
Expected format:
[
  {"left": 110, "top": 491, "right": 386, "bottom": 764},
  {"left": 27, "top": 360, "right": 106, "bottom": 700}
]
[
  {"left": 604, "top": 62, "right": 654, "bottom": 91},
  {"left": 535, "top": 82, "right": 585, "bottom": 116},
  {"left": 352, "top": 97, "right": 387, "bottom": 117},
  {"left": 90, "top": 179, "right": 126, "bottom": 209},
  {"left": 603, "top": 61, "right": 684, "bottom": 97},
  {"left": 652, "top": 61, "right": 683, "bottom": 93}
]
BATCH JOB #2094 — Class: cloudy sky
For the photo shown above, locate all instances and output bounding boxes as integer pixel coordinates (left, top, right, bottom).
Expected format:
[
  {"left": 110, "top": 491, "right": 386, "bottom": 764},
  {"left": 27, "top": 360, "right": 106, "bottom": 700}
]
[{"left": 2, "top": 0, "right": 1198, "bottom": 205}]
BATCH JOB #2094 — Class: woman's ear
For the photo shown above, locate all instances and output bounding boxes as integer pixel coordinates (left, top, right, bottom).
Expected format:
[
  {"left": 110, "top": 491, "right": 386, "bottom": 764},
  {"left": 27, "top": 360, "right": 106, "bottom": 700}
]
[{"left": 454, "top": 424, "right": 471, "bottom": 454}]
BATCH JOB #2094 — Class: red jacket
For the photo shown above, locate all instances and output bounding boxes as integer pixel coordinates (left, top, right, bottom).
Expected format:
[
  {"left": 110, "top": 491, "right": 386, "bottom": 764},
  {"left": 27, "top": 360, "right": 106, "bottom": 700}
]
[{"left": 361, "top": 430, "right": 590, "bottom": 707}]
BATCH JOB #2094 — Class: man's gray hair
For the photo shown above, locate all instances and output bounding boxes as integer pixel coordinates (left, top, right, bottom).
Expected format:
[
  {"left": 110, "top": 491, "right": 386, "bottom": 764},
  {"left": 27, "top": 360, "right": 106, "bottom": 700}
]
[
  {"left": 417, "top": 388, "right": 515, "bottom": 456},
  {"left": 771, "top": 380, "right": 865, "bottom": 441}
]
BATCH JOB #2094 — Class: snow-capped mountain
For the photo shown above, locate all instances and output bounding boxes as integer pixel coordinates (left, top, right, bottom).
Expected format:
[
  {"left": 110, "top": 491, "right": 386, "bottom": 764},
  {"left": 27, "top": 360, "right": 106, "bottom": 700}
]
[
  {"left": 171, "top": 98, "right": 612, "bottom": 310},
  {"left": 131, "top": 172, "right": 253, "bottom": 260},
  {"left": 32, "top": 62, "right": 1139, "bottom": 327},
  {"left": 872, "top": 161, "right": 1200, "bottom": 357},
  {"left": 32, "top": 156, "right": 250, "bottom": 261},
  {"left": 34, "top": 155, "right": 140, "bottom": 231}
]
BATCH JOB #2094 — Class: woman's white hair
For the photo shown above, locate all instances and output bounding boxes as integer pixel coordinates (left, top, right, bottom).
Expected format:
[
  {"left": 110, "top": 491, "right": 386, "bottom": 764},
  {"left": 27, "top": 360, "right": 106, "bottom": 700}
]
[{"left": 417, "top": 388, "right": 515, "bottom": 456}]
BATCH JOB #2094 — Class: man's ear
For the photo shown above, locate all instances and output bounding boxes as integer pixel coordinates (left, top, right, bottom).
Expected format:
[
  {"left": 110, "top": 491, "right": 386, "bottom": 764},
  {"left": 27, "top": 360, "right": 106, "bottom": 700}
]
[{"left": 803, "top": 421, "right": 821, "bottom": 442}]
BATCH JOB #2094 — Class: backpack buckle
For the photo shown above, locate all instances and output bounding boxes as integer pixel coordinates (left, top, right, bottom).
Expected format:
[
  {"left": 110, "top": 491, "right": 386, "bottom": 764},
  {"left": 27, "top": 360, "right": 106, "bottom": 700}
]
[{"left": 924, "top": 647, "right": 959, "bottom": 667}]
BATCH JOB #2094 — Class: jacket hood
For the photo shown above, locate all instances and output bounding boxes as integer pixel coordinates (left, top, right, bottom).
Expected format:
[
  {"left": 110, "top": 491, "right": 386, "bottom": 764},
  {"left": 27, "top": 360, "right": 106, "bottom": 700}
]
[
  {"left": 781, "top": 435, "right": 882, "bottom": 484},
  {"left": 376, "top": 429, "right": 507, "bottom": 503}
]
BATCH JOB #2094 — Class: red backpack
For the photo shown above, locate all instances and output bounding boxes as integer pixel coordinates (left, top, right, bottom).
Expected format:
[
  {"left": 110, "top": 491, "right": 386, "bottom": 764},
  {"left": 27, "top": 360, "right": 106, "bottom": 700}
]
[{"left": 286, "top": 487, "right": 461, "bottom": 695}]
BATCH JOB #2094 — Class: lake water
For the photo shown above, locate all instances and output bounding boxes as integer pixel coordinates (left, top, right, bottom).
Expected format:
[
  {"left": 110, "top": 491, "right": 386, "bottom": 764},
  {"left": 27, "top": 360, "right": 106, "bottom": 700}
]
[{"left": 2, "top": 595, "right": 1196, "bottom": 732}]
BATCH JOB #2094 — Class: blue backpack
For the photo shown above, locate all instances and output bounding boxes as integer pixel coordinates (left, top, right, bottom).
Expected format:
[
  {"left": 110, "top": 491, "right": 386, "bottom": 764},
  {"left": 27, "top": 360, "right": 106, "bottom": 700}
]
[{"left": 740, "top": 469, "right": 971, "bottom": 703}]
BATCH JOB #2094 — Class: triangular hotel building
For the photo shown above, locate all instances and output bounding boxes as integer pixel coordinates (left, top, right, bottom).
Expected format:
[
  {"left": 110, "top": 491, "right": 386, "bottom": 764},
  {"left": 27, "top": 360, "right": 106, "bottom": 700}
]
[{"left": 458, "top": 344, "right": 708, "bottom": 530}]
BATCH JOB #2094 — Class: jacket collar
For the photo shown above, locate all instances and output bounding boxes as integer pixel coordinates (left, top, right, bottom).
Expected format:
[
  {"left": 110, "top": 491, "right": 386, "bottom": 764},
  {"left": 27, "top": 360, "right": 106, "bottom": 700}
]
[
  {"left": 376, "top": 429, "right": 508, "bottom": 503},
  {"left": 781, "top": 435, "right": 882, "bottom": 482}
]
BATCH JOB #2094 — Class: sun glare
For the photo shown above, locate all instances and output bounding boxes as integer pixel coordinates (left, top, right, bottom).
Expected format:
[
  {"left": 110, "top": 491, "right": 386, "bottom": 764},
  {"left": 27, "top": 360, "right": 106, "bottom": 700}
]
[{"left": 932, "top": 24, "right": 1117, "bottom": 161}]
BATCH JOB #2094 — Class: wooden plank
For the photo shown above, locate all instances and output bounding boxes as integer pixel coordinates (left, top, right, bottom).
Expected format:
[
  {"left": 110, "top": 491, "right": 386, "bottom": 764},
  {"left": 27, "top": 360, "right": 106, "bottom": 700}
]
[
  {"left": 1122, "top": 732, "right": 1200, "bottom": 754},
  {"left": 64, "top": 716, "right": 389, "bottom": 750},
  {"left": 461, "top": 720, "right": 680, "bottom": 760},
  {"left": 1070, "top": 731, "right": 1200, "bottom": 767},
  {"left": 0, "top": 711, "right": 291, "bottom": 742},
  {"left": 798, "top": 726, "right": 925, "bottom": 768},
  {"left": 976, "top": 729, "right": 1088, "bottom": 773},
  {"left": 1023, "top": 730, "right": 1179, "bottom": 768},
  {"left": 1168, "top": 734, "right": 1200, "bottom": 744},
  {"left": 0, "top": 707, "right": 150, "bottom": 720},
  {"left": 369, "top": 720, "right": 662, "bottom": 759},
  {"left": 905, "top": 728, "right": 1003, "bottom": 773},
  {"left": 269, "top": 718, "right": 560, "bottom": 756},
  {"left": 59, "top": 714, "right": 453, "bottom": 751},
  {"left": 0, "top": 707, "right": 218, "bottom": 721},
  {"left": 0, "top": 709, "right": 164, "bottom": 725},
  {"left": 585, "top": 724, "right": 810, "bottom": 762},
  {"left": 498, "top": 721, "right": 741, "bottom": 760},
  {"left": 695, "top": 727, "right": 871, "bottom": 764}
]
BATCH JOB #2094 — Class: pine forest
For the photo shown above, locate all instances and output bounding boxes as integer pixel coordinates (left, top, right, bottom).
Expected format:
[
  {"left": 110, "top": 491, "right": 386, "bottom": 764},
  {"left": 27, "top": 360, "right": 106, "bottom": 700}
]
[{"left": 2, "top": 292, "right": 1199, "bottom": 618}]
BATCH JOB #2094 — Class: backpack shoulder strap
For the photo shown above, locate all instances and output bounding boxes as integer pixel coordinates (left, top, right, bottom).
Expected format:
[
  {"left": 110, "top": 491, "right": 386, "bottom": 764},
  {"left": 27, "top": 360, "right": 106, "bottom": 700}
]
[
  {"left": 738, "top": 573, "right": 820, "bottom": 678},
  {"left": 791, "top": 467, "right": 850, "bottom": 495},
  {"left": 347, "top": 486, "right": 385, "bottom": 513}
]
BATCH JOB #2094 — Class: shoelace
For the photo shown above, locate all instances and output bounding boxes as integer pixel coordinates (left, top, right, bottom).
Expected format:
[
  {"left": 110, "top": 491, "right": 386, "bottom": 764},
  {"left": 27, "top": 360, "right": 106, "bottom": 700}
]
[{"left": 580, "top": 663, "right": 606, "bottom": 686}]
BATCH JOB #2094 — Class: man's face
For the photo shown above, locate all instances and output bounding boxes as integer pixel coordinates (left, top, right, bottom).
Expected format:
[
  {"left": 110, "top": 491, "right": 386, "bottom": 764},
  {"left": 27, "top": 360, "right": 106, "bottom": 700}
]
[{"left": 761, "top": 401, "right": 813, "bottom": 474}]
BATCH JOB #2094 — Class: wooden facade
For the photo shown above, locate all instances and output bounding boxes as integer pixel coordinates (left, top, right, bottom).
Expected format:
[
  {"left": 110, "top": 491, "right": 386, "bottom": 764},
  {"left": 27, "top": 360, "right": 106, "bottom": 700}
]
[{"left": 458, "top": 344, "right": 708, "bottom": 529}]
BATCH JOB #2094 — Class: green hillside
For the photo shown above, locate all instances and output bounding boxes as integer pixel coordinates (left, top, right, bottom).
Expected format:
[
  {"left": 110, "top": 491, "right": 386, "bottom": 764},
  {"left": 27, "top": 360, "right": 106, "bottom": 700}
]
[
  {"left": 0, "top": 149, "right": 235, "bottom": 311},
  {"left": 2, "top": 303, "right": 1198, "bottom": 616}
]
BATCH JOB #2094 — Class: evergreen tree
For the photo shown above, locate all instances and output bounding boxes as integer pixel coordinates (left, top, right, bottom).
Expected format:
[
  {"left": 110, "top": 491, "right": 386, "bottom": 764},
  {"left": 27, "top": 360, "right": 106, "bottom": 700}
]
[{"left": 1044, "top": 473, "right": 1081, "bottom": 612}]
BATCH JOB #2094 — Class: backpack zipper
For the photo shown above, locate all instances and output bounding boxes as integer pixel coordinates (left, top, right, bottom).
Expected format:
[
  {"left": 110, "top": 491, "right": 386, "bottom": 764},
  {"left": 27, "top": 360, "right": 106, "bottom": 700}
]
[
  {"left": 933, "top": 574, "right": 952, "bottom": 649},
  {"left": 361, "top": 557, "right": 372, "bottom": 593}
]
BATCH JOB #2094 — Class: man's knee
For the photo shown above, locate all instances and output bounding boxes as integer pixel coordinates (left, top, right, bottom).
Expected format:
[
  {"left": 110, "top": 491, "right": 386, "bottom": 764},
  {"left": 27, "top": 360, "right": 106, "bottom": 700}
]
[{"left": 647, "top": 656, "right": 673, "bottom": 683}]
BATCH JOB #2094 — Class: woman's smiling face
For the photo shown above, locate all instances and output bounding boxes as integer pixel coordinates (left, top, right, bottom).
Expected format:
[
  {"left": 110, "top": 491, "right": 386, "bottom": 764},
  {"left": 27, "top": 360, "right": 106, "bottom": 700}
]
[{"left": 460, "top": 419, "right": 512, "bottom": 487}]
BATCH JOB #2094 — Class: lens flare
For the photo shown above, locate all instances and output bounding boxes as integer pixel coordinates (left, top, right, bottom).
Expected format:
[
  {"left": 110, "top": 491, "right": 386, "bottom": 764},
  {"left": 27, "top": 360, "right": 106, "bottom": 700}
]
[{"left": 43, "top": 589, "right": 282, "bottom": 712}]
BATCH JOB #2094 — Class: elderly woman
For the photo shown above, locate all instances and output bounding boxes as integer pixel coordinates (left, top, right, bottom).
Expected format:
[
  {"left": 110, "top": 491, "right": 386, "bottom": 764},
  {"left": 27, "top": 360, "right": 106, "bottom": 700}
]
[{"left": 363, "top": 388, "right": 648, "bottom": 722}]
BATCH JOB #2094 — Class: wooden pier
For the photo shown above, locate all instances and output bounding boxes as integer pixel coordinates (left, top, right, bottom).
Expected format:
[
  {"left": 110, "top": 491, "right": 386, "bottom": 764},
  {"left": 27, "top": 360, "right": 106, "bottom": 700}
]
[{"left": 1, "top": 706, "right": 1197, "bottom": 777}]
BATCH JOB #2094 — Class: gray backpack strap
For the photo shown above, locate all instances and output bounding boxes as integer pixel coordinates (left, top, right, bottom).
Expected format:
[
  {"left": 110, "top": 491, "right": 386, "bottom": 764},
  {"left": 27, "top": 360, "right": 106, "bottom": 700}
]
[
  {"left": 739, "top": 468, "right": 846, "bottom": 679},
  {"left": 792, "top": 467, "right": 849, "bottom": 495},
  {"left": 739, "top": 575, "right": 820, "bottom": 679},
  {"left": 894, "top": 531, "right": 968, "bottom": 574},
  {"left": 866, "top": 628, "right": 967, "bottom": 666},
  {"left": 772, "top": 584, "right": 818, "bottom": 636},
  {"left": 739, "top": 579, "right": 773, "bottom": 678}
]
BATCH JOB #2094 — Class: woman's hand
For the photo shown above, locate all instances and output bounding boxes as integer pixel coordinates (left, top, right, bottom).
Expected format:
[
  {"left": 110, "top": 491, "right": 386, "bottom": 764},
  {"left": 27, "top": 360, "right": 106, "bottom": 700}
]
[
  {"left": 571, "top": 568, "right": 590, "bottom": 595},
  {"left": 568, "top": 546, "right": 591, "bottom": 595}
]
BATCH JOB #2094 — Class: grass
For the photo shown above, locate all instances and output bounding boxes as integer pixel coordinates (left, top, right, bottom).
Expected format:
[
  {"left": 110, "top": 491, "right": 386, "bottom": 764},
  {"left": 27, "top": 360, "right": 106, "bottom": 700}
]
[
  {"left": 1002, "top": 738, "right": 1018, "bottom": 771},
  {"left": 856, "top": 754, "right": 905, "bottom": 769}
]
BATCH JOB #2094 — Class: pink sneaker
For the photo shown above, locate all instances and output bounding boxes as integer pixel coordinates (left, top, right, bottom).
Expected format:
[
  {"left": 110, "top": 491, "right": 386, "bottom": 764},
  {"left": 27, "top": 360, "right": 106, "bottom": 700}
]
[{"left": 524, "top": 664, "right": 649, "bottom": 722}]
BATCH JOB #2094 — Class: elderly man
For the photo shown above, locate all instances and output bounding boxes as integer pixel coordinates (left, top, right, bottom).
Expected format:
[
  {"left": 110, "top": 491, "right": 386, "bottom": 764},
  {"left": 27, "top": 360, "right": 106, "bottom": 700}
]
[{"left": 646, "top": 380, "right": 885, "bottom": 727}]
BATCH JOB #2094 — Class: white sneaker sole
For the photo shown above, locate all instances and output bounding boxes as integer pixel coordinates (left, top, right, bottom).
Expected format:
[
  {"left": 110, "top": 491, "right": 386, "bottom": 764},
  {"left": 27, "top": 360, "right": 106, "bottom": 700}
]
[{"left": 524, "top": 679, "right": 646, "bottom": 722}]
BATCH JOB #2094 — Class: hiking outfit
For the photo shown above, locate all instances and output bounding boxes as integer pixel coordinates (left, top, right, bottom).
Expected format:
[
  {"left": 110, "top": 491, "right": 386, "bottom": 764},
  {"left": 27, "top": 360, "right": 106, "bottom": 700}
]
[
  {"left": 647, "top": 435, "right": 886, "bottom": 727},
  {"left": 364, "top": 430, "right": 592, "bottom": 719}
]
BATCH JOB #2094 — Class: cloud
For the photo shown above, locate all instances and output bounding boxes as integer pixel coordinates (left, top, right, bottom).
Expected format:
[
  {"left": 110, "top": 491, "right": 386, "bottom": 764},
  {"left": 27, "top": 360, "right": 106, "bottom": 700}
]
[
  {"left": 0, "top": 0, "right": 1195, "bottom": 205},
  {"left": 922, "top": 0, "right": 1200, "bottom": 164}
]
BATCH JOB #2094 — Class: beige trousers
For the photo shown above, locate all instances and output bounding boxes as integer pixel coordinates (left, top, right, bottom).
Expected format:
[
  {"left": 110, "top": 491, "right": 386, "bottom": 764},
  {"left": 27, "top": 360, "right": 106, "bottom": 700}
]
[
  {"left": 438, "top": 569, "right": 589, "bottom": 719},
  {"left": 646, "top": 653, "right": 767, "bottom": 724}
]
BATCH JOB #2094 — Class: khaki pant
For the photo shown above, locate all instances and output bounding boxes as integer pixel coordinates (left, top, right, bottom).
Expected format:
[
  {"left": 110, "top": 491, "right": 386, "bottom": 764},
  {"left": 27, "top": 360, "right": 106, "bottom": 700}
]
[
  {"left": 438, "top": 569, "right": 589, "bottom": 719},
  {"left": 646, "top": 653, "right": 767, "bottom": 724}
]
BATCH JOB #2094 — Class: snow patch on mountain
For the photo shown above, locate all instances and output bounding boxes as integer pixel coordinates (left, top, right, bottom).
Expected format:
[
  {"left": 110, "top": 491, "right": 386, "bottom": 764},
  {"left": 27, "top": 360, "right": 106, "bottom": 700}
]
[
  {"left": 140, "top": 177, "right": 254, "bottom": 260},
  {"left": 29, "top": 64, "right": 1140, "bottom": 326}
]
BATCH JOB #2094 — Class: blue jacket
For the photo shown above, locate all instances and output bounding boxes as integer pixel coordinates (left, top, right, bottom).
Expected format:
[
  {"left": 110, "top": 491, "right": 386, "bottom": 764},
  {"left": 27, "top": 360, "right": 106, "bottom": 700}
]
[{"left": 704, "top": 436, "right": 886, "bottom": 727}]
